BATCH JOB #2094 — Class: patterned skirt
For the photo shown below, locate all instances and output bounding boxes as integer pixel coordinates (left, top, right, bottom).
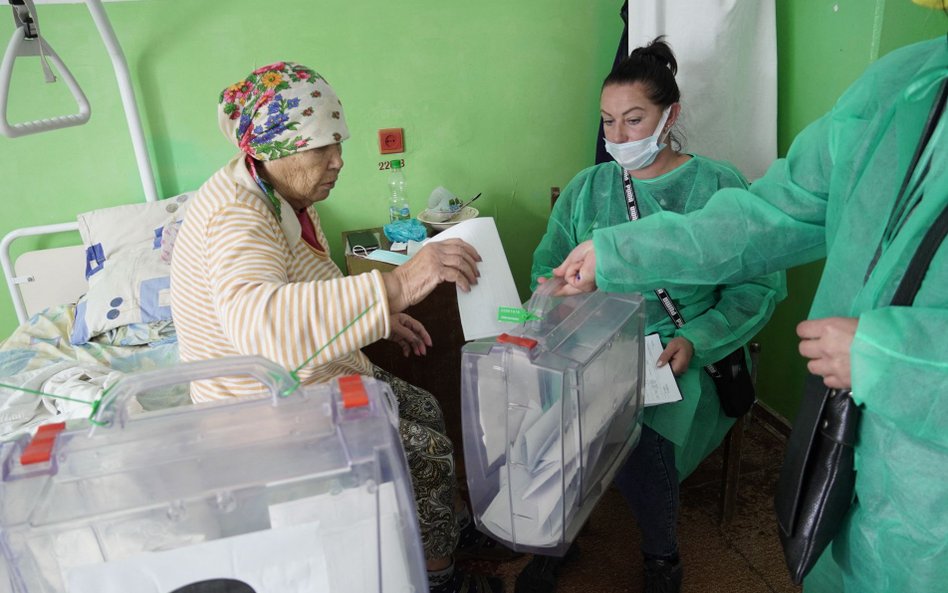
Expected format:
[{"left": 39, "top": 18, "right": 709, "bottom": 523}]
[{"left": 372, "top": 366, "right": 459, "bottom": 560}]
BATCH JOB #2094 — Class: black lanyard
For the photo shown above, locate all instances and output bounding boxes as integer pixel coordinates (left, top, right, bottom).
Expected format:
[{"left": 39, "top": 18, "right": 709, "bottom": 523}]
[
  {"left": 622, "top": 170, "right": 721, "bottom": 378},
  {"left": 622, "top": 169, "right": 642, "bottom": 221}
]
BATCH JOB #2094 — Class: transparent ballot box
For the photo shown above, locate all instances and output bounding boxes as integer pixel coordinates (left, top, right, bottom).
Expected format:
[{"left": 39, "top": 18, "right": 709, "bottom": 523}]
[
  {"left": 461, "top": 284, "right": 645, "bottom": 555},
  {"left": 0, "top": 357, "right": 426, "bottom": 593}
]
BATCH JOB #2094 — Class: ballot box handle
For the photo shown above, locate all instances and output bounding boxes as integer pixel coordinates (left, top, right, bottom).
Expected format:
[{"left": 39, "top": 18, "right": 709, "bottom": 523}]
[{"left": 90, "top": 356, "right": 300, "bottom": 430}]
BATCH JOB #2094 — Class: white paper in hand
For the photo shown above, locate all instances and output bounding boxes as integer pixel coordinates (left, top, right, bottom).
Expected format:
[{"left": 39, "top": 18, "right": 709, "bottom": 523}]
[
  {"left": 427, "top": 217, "right": 521, "bottom": 340},
  {"left": 644, "top": 333, "right": 683, "bottom": 406}
]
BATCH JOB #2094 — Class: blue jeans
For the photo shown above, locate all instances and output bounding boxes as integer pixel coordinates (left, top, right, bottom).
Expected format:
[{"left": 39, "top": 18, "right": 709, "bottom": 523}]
[{"left": 613, "top": 424, "right": 680, "bottom": 560}]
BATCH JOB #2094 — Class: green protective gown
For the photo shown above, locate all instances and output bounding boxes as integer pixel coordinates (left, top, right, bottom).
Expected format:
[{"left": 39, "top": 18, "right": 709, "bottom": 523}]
[
  {"left": 592, "top": 37, "right": 948, "bottom": 593},
  {"left": 531, "top": 156, "right": 786, "bottom": 478}
]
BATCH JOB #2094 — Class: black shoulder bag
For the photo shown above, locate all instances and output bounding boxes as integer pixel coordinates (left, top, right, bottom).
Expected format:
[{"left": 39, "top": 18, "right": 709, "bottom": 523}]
[
  {"left": 774, "top": 79, "right": 948, "bottom": 584},
  {"left": 622, "top": 171, "right": 756, "bottom": 417}
]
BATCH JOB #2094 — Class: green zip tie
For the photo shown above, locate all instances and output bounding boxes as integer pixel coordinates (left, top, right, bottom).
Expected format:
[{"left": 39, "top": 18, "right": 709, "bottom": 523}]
[
  {"left": 275, "top": 370, "right": 302, "bottom": 399},
  {"left": 0, "top": 382, "right": 96, "bottom": 406},
  {"left": 0, "top": 381, "right": 103, "bottom": 428},
  {"left": 497, "top": 307, "right": 541, "bottom": 323},
  {"left": 86, "top": 384, "right": 113, "bottom": 426},
  {"left": 289, "top": 300, "right": 379, "bottom": 392},
  {"left": 5, "top": 302, "right": 381, "bottom": 423}
]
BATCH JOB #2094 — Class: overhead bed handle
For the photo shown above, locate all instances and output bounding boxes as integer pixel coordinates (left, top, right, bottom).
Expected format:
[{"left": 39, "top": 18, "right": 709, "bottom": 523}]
[{"left": 0, "top": 0, "right": 91, "bottom": 138}]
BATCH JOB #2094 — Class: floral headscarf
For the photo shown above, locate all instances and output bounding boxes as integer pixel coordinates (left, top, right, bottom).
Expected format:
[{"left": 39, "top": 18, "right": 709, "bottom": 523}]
[{"left": 217, "top": 61, "right": 349, "bottom": 219}]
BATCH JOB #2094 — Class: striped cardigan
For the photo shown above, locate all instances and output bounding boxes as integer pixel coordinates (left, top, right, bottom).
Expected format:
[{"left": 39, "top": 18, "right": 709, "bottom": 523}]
[{"left": 170, "top": 156, "right": 391, "bottom": 402}]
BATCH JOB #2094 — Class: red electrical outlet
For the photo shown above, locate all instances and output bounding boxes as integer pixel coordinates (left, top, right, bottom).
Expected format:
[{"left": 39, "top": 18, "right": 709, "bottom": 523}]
[{"left": 378, "top": 128, "right": 404, "bottom": 154}]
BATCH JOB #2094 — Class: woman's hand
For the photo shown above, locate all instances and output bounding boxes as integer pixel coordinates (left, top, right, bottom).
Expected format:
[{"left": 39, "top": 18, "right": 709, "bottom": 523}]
[
  {"left": 657, "top": 337, "right": 694, "bottom": 376},
  {"left": 550, "top": 240, "right": 598, "bottom": 294},
  {"left": 383, "top": 239, "right": 481, "bottom": 312},
  {"left": 797, "top": 317, "right": 858, "bottom": 389},
  {"left": 388, "top": 313, "right": 432, "bottom": 357}
]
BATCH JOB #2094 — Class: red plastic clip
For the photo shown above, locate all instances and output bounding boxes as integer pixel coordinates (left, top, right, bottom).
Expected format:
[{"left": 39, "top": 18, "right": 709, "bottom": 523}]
[
  {"left": 497, "top": 333, "right": 538, "bottom": 350},
  {"left": 20, "top": 422, "right": 66, "bottom": 465},
  {"left": 339, "top": 375, "right": 370, "bottom": 409}
]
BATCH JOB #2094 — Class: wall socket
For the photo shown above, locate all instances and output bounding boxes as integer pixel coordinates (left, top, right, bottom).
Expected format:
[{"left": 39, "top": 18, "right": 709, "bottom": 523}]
[{"left": 378, "top": 128, "right": 404, "bottom": 154}]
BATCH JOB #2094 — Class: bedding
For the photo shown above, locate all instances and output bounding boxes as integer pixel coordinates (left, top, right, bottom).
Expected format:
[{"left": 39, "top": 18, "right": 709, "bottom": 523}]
[
  {"left": 71, "top": 193, "right": 192, "bottom": 345},
  {"left": 0, "top": 304, "right": 187, "bottom": 440}
]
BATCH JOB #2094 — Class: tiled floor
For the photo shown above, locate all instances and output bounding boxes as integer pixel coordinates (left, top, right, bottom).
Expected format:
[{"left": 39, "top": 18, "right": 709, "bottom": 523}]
[{"left": 464, "top": 415, "right": 802, "bottom": 593}]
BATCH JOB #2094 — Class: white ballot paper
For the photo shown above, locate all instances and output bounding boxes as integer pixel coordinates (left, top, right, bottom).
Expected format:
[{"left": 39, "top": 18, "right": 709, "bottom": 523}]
[
  {"left": 427, "top": 217, "right": 521, "bottom": 340},
  {"left": 66, "top": 521, "right": 332, "bottom": 593},
  {"left": 66, "top": 483, "right": 411, "bottom": 593},
  {"left": 644, "top": 333, "right": 683, "bottom": 406}
]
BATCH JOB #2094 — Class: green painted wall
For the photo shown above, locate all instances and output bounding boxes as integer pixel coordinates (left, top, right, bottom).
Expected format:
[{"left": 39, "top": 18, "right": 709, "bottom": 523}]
[{"left": 0, "top": 1, "right": 944, "bottom": 421}]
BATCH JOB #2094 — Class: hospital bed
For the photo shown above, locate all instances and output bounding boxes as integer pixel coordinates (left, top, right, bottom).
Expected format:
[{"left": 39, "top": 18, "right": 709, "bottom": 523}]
[{"left": 0, "top": 219, "right": 187, "bottom": 439}]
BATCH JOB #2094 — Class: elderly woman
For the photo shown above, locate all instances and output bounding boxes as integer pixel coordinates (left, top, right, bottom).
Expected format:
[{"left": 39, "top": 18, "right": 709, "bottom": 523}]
[{"left": 170, "top": 62, "right": 503, "bottom": 593}]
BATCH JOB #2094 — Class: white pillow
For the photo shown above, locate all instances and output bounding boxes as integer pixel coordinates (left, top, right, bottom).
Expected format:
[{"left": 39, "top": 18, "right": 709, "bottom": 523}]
[{"left": 70, "top": 194, "right": 192, "bottom": 345}]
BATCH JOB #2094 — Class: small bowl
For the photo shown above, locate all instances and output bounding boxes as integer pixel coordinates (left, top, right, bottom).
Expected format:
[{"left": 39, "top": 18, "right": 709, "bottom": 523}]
[{"left": 417, "top": 207, "right": 479, "bottom": 231}]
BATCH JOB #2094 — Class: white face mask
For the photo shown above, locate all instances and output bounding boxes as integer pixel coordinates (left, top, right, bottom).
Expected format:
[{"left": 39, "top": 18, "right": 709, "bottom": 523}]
[{"left": 603, "top": 107, "right": 671, "bottom": 171}]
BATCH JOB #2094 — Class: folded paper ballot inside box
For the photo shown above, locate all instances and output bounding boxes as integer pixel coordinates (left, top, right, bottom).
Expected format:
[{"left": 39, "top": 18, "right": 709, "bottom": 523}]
[
  {"left": 461, "top": 280, "right": 645, "bottom": 555},
  {"left": 0, "top": 357, "right": 426, "bottom": 593}
]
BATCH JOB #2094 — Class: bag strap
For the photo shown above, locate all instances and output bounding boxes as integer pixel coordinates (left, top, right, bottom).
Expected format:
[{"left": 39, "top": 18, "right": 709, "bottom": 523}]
[
  {"left": 890, "top": 201, "right": 948, "bottom": 306},
  {"left": 886, "top": 79, "right": 947, "bottom": 306},
  {"left": 867, "top": 79, "right": 948, "bottom": 280}
]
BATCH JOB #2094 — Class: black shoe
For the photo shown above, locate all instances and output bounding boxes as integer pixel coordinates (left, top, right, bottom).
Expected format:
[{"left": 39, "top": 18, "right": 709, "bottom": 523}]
[
  {"left": 643, "top": 557, "right": 682, "bottom": 593},
  {"left": 455, "top": 532, "right": 524, "bottom": 562},
  {"left": 514, "top": 545, "right": 580, "bottom": 593},
  {"left": 455, "top": 511, "right": 523, "bottom": 562}
]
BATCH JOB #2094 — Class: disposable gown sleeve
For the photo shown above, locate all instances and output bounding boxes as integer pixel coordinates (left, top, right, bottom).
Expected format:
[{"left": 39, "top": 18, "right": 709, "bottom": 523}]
[
  {"left": 674, "top": 271, "right": 787, "bottom": 366},
  {"left": 850, "top": 306, "right": 948, "bottom": 449},
  {"left": 592, "top": 115, "right": 836, "bottom": 293},
  {"left": 205, "top": 204, "right": 391, "bottom": 371},
  {"left": 530, "top": 186, "right": 579, "bottom": 290}
]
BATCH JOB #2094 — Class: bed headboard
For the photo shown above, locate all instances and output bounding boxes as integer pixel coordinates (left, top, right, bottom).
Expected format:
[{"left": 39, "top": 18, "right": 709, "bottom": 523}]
[{"left": 1, "top": 223, "right": 86, "bottom": 324}]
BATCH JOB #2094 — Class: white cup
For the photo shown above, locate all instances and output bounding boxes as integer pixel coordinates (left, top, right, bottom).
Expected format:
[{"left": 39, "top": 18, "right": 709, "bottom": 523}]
[{"left": 426, "top": 186, "right": 462, "bottom": 222}]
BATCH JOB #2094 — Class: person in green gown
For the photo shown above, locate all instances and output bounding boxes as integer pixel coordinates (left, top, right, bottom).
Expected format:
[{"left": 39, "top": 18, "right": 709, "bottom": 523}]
[
  {"left": 522, "top": 38, "right": 786, "bottom": 593},
  {"left": 550, "top": 26, "right": 948, "bottom": 593}
]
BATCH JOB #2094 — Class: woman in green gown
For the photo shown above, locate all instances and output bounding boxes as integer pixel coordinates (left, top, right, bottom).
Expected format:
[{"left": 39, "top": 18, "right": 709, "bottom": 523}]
[{"left": 526, "top": 38, "right": 785, "bottom": 593}]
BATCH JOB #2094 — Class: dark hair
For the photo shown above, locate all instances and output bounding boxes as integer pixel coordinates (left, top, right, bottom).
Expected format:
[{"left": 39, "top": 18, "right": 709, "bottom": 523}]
[{"left": 602, "top": 36, "right": 680, "bottom": 108}]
